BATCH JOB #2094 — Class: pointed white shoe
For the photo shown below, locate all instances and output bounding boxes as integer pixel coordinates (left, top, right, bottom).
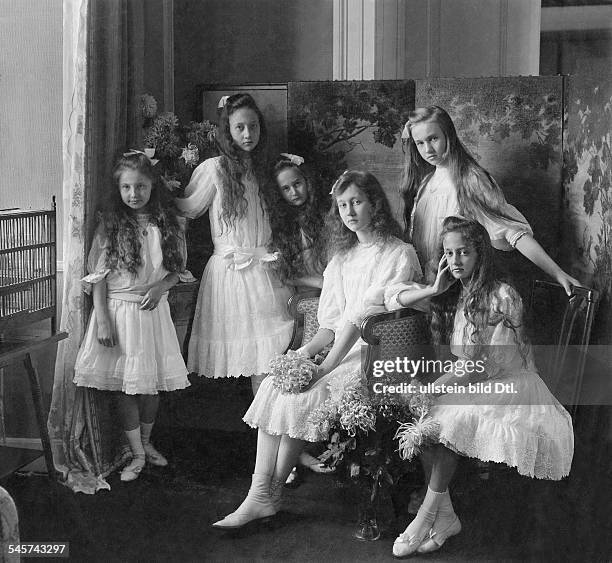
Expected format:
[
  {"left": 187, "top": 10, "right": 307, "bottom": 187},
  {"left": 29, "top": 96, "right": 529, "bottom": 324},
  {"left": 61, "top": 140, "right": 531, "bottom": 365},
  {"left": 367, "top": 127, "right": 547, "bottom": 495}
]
[
  {"left": 416, "top": 514, "right": 462, "bottom": 554},
  {"left": 392, "top": 524, "right": 432, "bottom": 558},
  {"left": 212, "top": 473, "right": 277, "bottom": 530}
]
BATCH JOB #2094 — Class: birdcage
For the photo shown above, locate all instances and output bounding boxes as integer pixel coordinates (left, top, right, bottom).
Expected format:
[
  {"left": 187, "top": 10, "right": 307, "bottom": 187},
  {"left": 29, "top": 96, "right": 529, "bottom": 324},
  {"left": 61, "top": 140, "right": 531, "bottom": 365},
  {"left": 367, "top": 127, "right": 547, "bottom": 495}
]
[{"left": 0, "top": 200, "right": 58, "bottom": 333}]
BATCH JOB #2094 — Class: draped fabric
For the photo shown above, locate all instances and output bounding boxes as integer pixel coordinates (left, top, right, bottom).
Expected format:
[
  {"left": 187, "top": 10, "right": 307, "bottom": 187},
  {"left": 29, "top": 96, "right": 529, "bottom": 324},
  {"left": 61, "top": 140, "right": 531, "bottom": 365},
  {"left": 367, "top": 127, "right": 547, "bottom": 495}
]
[{"left": 48, "top": 0, "right": 147, "bottom": 494}]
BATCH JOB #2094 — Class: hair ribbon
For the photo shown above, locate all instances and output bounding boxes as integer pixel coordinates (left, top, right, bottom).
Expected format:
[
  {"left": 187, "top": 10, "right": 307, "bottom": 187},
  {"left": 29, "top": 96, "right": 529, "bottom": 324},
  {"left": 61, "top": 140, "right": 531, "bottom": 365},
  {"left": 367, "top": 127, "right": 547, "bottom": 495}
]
[
  {"left": 329, "top": 170, "right": 349, "bottom": 195},
  {"left": 218, "top": 95, "right": 230, "bottom": 109},
  {"left": 123, "top": 148, "right": 159, "bottom": 166},
  {"left": 401, "top": 122, "right": 411, "bottom": 141},
  {"left": 280, "top": 153, "right": 304, "bottom": 166}
]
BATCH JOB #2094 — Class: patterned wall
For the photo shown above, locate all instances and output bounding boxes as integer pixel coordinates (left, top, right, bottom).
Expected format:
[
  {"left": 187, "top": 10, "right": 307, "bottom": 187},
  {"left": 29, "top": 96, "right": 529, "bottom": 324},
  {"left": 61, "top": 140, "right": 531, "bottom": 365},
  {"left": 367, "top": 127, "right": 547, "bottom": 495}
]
[{"left": 562, "top": 74, "right": 612, "bottom": 343}]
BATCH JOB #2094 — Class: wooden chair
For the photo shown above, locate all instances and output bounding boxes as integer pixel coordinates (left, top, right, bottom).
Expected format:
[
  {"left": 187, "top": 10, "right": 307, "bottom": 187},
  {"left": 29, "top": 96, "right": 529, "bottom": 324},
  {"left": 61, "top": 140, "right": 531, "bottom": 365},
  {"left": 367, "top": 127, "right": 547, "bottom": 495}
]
[{"left": 529, "top": 280, "right": 599, "bottom": 421}]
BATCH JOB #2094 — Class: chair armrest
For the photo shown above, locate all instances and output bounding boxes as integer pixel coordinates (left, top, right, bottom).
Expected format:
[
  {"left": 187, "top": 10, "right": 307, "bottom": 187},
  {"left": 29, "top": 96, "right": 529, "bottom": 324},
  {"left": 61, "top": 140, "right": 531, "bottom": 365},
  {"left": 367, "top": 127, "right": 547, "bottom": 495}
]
[
  {"left": 286, "top": 289, "right": 322, "bottom": 351},
  {"left": 360, "top": 308, "right": 430, "bottom": 383}
]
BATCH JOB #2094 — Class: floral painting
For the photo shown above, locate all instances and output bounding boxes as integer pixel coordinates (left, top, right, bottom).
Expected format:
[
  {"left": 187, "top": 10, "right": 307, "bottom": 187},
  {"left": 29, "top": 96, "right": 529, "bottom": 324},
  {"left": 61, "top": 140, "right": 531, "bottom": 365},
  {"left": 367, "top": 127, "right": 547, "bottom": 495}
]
[
  {"left": 562, "top": 75, "right": 612, "bottom": 343},
  {"left": 288, "top": 80, "right": 415, "bottom": 223}
]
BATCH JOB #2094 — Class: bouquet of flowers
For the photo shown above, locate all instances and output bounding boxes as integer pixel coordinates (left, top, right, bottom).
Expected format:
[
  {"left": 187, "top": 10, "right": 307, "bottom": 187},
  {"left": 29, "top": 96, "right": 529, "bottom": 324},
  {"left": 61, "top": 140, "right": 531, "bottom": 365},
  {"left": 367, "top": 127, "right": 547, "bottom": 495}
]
[
  {"left": 307, "top": 376, "right": 439, "bottom": 540},
  {"left": 268, "top": 350, "right": 318, "bottom": 394},
  {"left": 138, "top": 93, "right": 217, "bottom": 194}
]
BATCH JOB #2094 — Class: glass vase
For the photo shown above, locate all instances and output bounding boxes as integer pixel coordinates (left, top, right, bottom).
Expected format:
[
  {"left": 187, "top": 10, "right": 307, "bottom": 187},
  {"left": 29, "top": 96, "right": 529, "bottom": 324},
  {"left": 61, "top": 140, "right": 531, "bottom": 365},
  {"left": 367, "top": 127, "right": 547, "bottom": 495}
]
[{"left": 353, "top": 499, "right": 381, "bottom": 541}]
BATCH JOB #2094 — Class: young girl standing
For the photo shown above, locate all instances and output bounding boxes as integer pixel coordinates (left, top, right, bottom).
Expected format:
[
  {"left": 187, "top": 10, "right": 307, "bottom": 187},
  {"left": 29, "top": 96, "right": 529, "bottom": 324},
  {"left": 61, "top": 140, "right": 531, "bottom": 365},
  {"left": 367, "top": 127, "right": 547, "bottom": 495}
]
[
  {"left": 212, "top": 170, "right": 423, "bottom": 530},
  {"left": 401, "top": 106, "right": 579, "bottom": 294},
  {"left": 266, "top": 154, "right": 328, "bottom": 290},
  {"left": 175, "top": 94, "right": 293, "bottom": 393},
  {"left": 74, "top": 151, "right": 191, "bottom": 482},
  {"left": 385, "top": 217, "right": 574, "bottom": 557}
]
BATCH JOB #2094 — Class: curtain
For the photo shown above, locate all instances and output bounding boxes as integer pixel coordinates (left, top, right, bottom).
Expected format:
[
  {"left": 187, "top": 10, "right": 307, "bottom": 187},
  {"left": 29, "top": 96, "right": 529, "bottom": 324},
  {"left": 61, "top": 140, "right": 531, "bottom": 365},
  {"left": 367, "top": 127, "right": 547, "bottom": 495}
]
[{"left": 49, "top": 0, "right": 146, "bottom": 494}]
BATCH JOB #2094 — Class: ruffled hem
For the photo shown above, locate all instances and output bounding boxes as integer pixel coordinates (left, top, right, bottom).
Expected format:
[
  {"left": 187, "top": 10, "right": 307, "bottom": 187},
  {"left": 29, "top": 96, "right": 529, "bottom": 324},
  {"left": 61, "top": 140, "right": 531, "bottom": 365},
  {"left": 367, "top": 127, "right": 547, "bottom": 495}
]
[
  {"left": 74, "top": 373, "right": 190, "bottom": 395},
  {"left": 430, "top": 403, "right": 574, "bottom": 480},
  {"left": 187, "top": 326, "right": 292, "bottom": 378}
]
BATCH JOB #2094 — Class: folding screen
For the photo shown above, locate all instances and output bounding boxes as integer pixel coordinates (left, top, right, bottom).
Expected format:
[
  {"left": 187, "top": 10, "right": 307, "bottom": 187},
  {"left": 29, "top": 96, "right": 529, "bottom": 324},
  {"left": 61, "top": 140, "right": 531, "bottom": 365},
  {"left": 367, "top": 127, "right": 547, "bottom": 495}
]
[{"left": 288, "top": 80, "right": 415, "bottom": 223}]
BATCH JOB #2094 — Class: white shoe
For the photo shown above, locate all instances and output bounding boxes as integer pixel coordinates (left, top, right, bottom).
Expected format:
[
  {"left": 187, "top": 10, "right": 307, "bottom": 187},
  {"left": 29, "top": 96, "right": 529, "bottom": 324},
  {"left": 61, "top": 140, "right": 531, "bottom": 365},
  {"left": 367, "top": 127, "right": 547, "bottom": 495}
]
[
  {"left": 212, "top": 473, "right": 277, "bottom": 530},
  {"left": 393, "top": 525, "right": 432, "bottom": 558},
  {"left": 417, "top": 514, "right": 461, "bottom": 554}
]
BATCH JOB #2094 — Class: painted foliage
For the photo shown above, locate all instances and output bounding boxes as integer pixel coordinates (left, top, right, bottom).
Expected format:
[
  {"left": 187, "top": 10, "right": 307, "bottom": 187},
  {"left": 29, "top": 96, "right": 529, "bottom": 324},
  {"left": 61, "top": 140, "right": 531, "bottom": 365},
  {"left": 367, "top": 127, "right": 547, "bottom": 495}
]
[
  {"left": 414, "top": 76, "right": 565, "bottom": 296},
  {"left": 563, "top": 75, "right": 612, "bottom": 342},
  {"left": 288, "top": 80, "right": 415, "bottom": 220}
]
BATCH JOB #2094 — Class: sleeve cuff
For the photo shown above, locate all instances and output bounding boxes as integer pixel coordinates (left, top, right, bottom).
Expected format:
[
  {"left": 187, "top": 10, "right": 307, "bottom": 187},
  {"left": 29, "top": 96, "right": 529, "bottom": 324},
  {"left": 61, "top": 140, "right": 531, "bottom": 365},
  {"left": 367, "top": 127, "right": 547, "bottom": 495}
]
[{"left": 80, "top": 269, "right": 111, "bottom": 294}]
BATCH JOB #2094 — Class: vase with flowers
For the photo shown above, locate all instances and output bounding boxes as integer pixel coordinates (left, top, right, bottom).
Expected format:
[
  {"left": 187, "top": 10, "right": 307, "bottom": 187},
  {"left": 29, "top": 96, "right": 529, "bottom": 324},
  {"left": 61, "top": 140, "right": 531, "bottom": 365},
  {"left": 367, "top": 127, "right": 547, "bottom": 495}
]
[
  {"left": 138, "top": 94, "right": 218, "bottom": 277},
  {"left": 307, "top": 376, "right": 438, "bottom": 541}
]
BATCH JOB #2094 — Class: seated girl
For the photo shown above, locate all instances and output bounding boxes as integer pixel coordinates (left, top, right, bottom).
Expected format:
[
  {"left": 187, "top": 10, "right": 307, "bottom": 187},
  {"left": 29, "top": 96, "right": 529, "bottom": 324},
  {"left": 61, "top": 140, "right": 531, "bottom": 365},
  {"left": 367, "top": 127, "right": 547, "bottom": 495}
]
[
  {"left": 385, "top": 216, "right": 574, "bottom": 558},
  {"left": 266, "top": 153, "right": 328, "bottom": 290},
  {"left": 212, "top": 170, "right": 422, "bottom": 529},
  {"left": 266, "top": 154, "right": 332, "bottom": 481}
]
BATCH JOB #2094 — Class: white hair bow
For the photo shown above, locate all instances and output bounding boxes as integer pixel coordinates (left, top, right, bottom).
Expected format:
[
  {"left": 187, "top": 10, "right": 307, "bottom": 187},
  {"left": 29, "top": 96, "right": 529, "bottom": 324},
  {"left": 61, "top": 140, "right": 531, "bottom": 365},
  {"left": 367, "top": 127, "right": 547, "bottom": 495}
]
[
  {"left": 123, "top": 148, "right": 159, "bottom": 166},
  {"left": 280, "top": 153, "right": 304, "bottom": 166},
  {"left": 401, "top": 122, "right": 411, "bottom": 141},
  {"left": 218, "top": 95, "right": 230, "bottom": 109},
  {"left": 329, "top": 170, "right": 349, "bottom": 195}
]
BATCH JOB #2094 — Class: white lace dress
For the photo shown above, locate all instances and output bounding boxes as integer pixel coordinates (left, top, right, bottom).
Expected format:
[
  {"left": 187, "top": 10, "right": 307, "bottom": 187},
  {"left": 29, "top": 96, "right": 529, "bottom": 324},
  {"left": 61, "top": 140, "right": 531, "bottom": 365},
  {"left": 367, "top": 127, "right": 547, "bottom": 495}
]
[
  {"left": 389, "top": 282, "right": 574, "bottom": 480},
  {"left": 73, "top": 220, "right": 190, "bottom": 395},
  {"left": 409, "top": 172, "right": 532, "bottom": 283},
  {"left": 175, "top": 157, "right": 293, "bottom": 378},
  {"left": 243, "top": 237, "right": 422, "bottom": 441}
]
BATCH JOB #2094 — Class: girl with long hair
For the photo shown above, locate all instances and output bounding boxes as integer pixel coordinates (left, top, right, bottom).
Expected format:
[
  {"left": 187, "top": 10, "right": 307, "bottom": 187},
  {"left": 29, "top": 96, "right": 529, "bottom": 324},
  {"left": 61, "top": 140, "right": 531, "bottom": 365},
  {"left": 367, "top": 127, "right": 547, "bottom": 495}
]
[
  {"left": 74, "top": 151, "right": 191, "bottom": 481},
  {"left": 175, "top": 94, "right": 293, "bottom": 393},
  {"left": 265, "top": 154, "right": 327, "bottom": 289},
  {"left": 385, "top": 217, "right": 573, "bottom": 557},
  {"left": 212, "top": 170, "right": 422, "bottom": 529},
  {"left": 401, "top": 105, "right": 579, "bottom": 295}
]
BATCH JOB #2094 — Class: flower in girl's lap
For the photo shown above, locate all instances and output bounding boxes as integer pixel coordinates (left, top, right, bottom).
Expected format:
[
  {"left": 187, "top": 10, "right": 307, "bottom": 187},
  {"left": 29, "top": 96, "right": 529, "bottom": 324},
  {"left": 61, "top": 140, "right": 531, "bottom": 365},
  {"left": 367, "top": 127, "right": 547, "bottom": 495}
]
[{"left": 269, "top": 350, "right": 317, "bottom": 394}]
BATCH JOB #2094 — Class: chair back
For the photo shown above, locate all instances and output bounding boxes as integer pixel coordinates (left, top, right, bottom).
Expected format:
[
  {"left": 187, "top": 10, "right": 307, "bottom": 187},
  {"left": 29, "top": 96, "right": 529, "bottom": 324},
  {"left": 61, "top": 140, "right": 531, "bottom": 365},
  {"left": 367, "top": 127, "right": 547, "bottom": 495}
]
[
  {"left": 529, "top": 280, "right": 599, "bottom": 420},
  {"left": 361, "top": 308, "right": 430, "bottom": 383},
  {"left": 286, "top": 289, "right": 321, "bottom": 350}
]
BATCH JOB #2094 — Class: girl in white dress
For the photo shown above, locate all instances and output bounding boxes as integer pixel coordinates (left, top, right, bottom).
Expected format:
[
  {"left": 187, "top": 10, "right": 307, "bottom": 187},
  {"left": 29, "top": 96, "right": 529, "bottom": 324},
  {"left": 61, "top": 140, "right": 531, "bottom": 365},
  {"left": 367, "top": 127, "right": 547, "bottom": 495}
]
[
  {"left": 401, "top": 106, "right": 579, "bottom": 294},
  {"left": 212, "top": 170, "right": 422, "bottom": 530},
  {"left": 74, "top": 151, "right": 191, "bottom": 482},
  {"left": 265, "top": 153, "right": 331, "bottom": 481},
  {"left": 266, "top": 153, "right": 328, "bottom": 290},
  {"left": 175, "top": 94, "right": 293, "bottom": 393},
  {"left": 385, "top": 217, "right": 574, "bottom": 557}
]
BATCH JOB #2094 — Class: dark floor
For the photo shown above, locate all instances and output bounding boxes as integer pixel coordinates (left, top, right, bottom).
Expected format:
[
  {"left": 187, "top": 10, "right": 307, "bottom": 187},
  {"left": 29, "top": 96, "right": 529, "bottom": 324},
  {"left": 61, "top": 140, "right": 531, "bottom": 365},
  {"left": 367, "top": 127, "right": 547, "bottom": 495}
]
[{"left": 3, "top": 398, "right": 612, "bottom": 562}]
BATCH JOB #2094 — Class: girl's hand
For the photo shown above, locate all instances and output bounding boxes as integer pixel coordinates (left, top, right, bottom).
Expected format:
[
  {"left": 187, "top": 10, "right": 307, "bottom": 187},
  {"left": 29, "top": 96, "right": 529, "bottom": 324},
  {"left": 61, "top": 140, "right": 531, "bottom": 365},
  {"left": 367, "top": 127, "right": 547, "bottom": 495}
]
[
  {"left": 96, "top": 316, "right": 115, "bottom": 347},
  {"left": 431, "top": 256, "right": 456, "bottom": 295},
  {"left": 302, "top": 365, "right": 326, "bottom": 392},
  {"left": 140, "top": 282, "right": 164, "bottom": 310},
  {"left": 555, "top": 271, "right": 582, "bottom": 296}
]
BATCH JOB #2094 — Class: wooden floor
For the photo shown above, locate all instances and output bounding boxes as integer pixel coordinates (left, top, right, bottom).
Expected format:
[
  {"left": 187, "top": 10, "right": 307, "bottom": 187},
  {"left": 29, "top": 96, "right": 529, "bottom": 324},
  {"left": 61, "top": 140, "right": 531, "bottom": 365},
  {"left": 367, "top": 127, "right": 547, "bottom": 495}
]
[{"left": 3, "top": 400, "right": 611, "bottom": 562}]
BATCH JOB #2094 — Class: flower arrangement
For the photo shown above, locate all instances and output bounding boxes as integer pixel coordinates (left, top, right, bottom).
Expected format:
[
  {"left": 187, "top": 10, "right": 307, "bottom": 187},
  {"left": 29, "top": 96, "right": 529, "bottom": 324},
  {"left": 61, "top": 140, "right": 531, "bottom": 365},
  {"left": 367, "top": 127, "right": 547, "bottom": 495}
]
[
  {"left": 268, "top": 350, "right": 318, "bottom": 394},
  {"left": 138, "top": 93, "right": 217, "bottom": 194},
  {"left": 307, "top": 377, "right": 438, "bottom": 539}
]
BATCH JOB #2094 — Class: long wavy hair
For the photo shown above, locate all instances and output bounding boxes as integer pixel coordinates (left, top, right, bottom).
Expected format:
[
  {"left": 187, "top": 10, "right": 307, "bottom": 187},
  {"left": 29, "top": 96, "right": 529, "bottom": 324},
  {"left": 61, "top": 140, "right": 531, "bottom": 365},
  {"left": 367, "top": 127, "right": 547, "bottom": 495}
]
[
  {"left": 399, "top": 106, "right": 527, "bottom": 232},
  {"left": 99, "top": 152, "right": 183, "bottom": 274},
  {"left": 327, "top": 170, "right": 402, "bottom": 256},
  {"left": 264, "top": 157, "right": 328, "bottom": 282},
  {"left": 215, "top": 93, "right": 268, "bottom": 232},
  {"left": 430, "top": 217, "right": 527, "bottom": 363}
]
